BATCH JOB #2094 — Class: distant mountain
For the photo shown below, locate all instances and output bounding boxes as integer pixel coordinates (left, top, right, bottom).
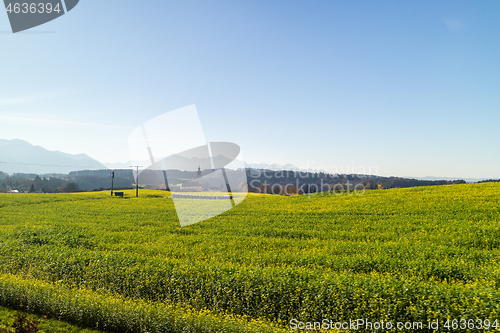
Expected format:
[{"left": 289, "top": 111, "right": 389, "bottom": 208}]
[
  {"left": 2, "top": 139, "right": 490, "bottom": 182},
  {"left": 106, "top": 154, "right": 235, "bottom": 172},
  {"left": 106, "top": 160, "right": 295, "bottom": 172},
  {"left": 0, "top": 139, "right": 108, "bottom": 174},
  {"left": 247, "top": 162, "right": 300, "bottom": 171},
  {"left": 103, "top": 161, "right": 136, "bottom": 169}
]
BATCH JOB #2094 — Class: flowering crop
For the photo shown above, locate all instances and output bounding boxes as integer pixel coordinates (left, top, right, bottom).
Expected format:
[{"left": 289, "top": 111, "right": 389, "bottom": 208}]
[{"left": 0, "top": 183, "right": 499, "bottom": 332}]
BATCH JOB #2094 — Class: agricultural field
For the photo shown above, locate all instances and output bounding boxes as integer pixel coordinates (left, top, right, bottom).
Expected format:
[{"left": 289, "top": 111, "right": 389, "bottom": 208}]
[
  {"left": 0, "top": 183, "right": 499, "bottom": 332},
  {"left": 0, "top": 305, "right": 104, "bottom": 333}
]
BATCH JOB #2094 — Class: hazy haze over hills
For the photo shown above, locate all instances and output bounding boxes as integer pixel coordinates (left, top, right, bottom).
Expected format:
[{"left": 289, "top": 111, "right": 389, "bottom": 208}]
[
  {"left": 0, "top": 139, "right": 107, "bottom": 174},
  {"left": 0, "top": 140, "right": 488, "bottom": 182}
]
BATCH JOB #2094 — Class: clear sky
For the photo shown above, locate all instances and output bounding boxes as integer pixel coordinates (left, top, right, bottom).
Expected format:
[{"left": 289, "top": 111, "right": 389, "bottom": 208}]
[{"left": 0, "top": 0, "right": 499, "bottom": 179}]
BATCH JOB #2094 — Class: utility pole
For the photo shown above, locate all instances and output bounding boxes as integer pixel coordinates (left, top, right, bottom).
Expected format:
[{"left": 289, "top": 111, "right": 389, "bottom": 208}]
[
  {"left": 130, "top": 166, "right": 142, "bottom": 197},
  {"left": 110, "top": 171, "right": 114, "bottom": 196},
  {"left": 221, "top": 167, "right": 235, "bottom": 207}
]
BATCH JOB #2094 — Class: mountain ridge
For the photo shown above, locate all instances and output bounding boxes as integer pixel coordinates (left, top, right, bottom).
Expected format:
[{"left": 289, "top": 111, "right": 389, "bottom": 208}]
[
  {"left": 0, "top": 139, "right": 107, "bottom": 174},
  {"left": 0, "top": 139, "right": 490, "bottom": 182}
]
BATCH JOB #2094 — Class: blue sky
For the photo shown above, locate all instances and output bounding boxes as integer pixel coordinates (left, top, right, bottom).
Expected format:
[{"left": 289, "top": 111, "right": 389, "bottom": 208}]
[{"left": 0, "top": 0, "right": 499, "bottom": 178}]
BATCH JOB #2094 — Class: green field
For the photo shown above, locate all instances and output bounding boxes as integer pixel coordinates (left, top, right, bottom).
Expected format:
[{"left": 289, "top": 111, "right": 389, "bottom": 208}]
[
  {"left": 0, "top": 305, "right": 104, "bottom": 333},
  {"left": 0, "top": 183, "right": 499, "bottom": 332}
]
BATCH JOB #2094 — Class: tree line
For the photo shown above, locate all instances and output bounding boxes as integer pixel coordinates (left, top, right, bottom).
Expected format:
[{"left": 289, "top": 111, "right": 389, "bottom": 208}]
[
  {"left": 0, "top": 171, "right": 132, "bottom": 193},
  {"left": 246, "top": 171, "right": 466, "bottom": 194},
  {"left": 0, "top": 169, "right": 467, "bottom": 194}
]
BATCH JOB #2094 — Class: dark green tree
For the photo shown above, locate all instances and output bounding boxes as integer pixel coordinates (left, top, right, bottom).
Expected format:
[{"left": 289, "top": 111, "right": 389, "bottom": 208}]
[
  {"left": 64, "top": 182, "right": 80, "bottom": 193},
  {"left": 4, "top": 175, "right": 12, "bottom": 187}
]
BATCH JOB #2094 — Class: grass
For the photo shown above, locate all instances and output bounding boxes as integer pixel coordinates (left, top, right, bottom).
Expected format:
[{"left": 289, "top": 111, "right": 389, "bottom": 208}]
[
  {"left": 0, "top": 184, "right": 499, "bottom": 332},
  {"left": 0, "top": 305, "right": 104, "bottom": 333}
]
